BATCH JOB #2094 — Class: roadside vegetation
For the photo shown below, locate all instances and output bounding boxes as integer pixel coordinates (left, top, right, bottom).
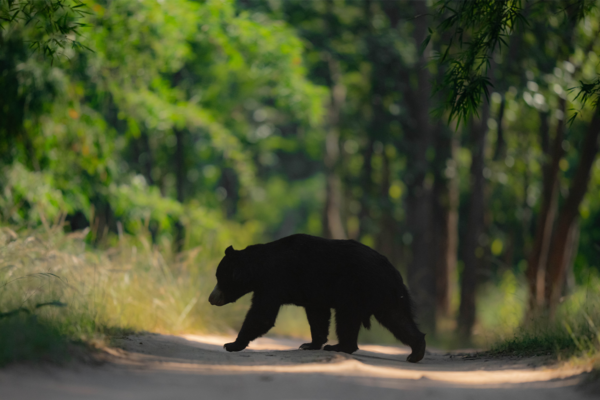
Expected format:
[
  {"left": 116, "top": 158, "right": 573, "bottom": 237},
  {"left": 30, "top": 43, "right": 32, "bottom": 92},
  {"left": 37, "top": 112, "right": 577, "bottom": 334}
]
[
  {"left": 2, "top": 222, "right": 598, "bottom": 367},
  {"left": 488, "top": 282, "right": 600, "bottom": 368},
  {"left": 0, "top": 224, "right": 253, "bottom": 365},
  {"left": 1, "top": 0, "right": 599, "bottom": 373}
]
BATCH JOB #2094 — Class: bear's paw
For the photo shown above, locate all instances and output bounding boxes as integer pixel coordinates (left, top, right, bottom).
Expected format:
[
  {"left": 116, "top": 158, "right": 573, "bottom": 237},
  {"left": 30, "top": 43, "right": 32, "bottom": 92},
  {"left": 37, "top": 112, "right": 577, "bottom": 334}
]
[
  {"left": 224, "top": 341, "right": 248, "bottom": 352},
  {"left": 323, "top": 344, "right": 358, "bottom": 354},
  {"left": 299, "top": 342, "right": 323, "bottom": 350}
]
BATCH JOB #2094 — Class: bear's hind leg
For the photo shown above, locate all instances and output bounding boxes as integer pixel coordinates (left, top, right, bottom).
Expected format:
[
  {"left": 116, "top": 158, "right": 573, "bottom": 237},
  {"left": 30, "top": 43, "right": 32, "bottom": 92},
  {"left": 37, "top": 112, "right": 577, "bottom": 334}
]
[
  {"left": 323, "top": 309, "right": 360, "bottom": 354},
  {"left": 300, "top": 306, "right": 331, "bottom": 350},
  {"left": 374, "top": 307, "right": 426, "bottom": 363}
]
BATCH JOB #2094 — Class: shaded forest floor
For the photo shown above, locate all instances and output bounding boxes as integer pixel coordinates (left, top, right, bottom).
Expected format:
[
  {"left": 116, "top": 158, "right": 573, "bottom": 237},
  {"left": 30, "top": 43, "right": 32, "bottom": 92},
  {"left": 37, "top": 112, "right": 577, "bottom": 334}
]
[{"left": 1, "top": 333, "right": 597, "bottom": 400}]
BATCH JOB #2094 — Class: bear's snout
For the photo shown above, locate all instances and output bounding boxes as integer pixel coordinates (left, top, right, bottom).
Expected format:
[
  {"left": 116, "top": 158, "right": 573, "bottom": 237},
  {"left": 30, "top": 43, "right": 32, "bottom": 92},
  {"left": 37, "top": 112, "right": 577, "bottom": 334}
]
[{"left": 209, "top": 284, "right": 226, "bottom": 306}]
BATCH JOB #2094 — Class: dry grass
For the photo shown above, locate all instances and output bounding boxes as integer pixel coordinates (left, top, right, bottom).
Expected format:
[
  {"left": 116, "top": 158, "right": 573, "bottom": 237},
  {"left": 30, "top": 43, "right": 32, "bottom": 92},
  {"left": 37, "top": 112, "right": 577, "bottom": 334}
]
[{"left": 0, "top": 224, "right": 253, "bottom": 364}]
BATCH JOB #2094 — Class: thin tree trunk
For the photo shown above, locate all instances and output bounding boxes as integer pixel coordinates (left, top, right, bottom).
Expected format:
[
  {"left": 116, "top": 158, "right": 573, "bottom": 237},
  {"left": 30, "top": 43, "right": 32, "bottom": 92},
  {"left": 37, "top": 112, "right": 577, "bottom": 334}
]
[
  {"left": 323, "top": 173, "right": 346, "bottom": 239},
  {"left": 547, "top": 220, "right": 580, "bottom": 311},
  {"left": 174, "top": 129, "right": 185, "bottom": 253},
  {"left": 22, "top": 129, "right": 40, "bottom": 172},
  {"left": 92, "top": 201, "right": 113, "bottom": 245},
  {"left": 377, "top": 149, "right": 394, "bottom": 259},
  {"left": 358, "top": 139, "right": 374, "bottom": 239},
  {"left": 562, "top": 220, "right": 580, "bottom": 296},
  {"left": 141, "top": 132, "right": 154, "bottom": 186},
  {"left": 322, "top": 54, "right": 347, "bottom": 240},
  {"left": 526, "top": 103, "right": 565, "bottom": 313},
  {"left": 434, "top": 127, "right": 458, "bottom": 317},
  {"left": 545, "top": 107, "right": 600, "bottom": 312},
  {"left": 361, "top": 0, "right": 380, "bottom": 242},
  {"left": 405, "top": 0, "right": 437, "bottom": 334},
  {"left": 493, "top": 96, "right": 506, "bottom": 161},
  {"left": 221, "top": 168, "right": 239, "bottom": 219},
  {"left": 446, "top": 136, "right": 460, "bottom": 317},
  {"left": 433, "top": 163, "right": 450, "bottom": 317},
  {"left": 171, "top": 70, "right": 185, "bottom": 252},
  {"left": 458, "top": 102, "right": 489, "bottom": 340},
  {"left": 406, "top": 174, "right": 435, "bottom": 334}
]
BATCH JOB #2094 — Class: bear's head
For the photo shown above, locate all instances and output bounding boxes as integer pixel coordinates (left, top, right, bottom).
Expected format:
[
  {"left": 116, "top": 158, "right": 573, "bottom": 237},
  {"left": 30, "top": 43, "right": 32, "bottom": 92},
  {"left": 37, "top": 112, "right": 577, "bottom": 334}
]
[{"left": 208, "top": 245, "right": 253, "bottom": 306}]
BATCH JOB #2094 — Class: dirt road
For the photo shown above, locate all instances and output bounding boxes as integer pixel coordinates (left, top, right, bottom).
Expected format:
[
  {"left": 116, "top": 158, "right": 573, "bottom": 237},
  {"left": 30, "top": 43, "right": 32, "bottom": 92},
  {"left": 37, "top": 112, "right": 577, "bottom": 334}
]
[{"left": 0, "top": 333, "right": 595, "bottom": 400}]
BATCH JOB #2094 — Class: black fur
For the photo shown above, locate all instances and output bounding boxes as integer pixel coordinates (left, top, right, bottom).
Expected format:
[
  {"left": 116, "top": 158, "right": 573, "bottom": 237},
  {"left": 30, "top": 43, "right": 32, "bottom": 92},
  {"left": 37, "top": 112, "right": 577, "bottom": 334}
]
[{"left": 211, "top": 234, "right": 426, "bottom": 363}]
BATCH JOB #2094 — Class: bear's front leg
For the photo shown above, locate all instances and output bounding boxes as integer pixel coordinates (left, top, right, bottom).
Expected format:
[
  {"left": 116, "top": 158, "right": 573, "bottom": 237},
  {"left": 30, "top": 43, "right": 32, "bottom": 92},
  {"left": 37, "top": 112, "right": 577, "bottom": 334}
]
[
  {"left": 300, "top": 306, "right": 331, "bottom": 350},
  {"left": 224, "top": 294, "right": 280, "bottom": 352}
]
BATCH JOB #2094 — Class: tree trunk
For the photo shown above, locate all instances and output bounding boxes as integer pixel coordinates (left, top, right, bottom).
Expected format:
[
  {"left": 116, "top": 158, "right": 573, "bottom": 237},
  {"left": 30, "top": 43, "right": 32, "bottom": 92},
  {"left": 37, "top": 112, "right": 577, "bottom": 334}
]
[
  {"left": 562, "top": 220, "right": 580, "bottom": 296},
  {"left": 493, "top": 96, "right": 506, "bottom": 161},
  {"left": 434, "top": 126, "right": 459, "bottom": 317},
  {"left": 361, "top": 0, "right": 382, "bottom": 242},
  {"left": 141, "top": 132, "right": 154, "bottom": 186},
  {"left": 323, "top": 173, "right": 346, "bottom": 239},
  {"left": 404, "top": 0, "right": 437, "bottom": 335},
  {"left": 174, "top": 129, "right": 185, "bottom": 253},
  {"left": 322, "top": 54, "right": 347, "bottom": 240},
  {"left": 91, "top": 201, "right": 114, "bottom": 246},
  {"left": 406, "top": 172, "right": 435, "bottom": 334},
  {"left": 358, "top": 139, "right": 374, "bottom": 239},
  {"left": 545, "top": 107, "right": 600, "bottom": 313},
  {"left": 458, "top": 102, "right": 489, "bottom": 340},
  {"left": 21, "top": 128, "right": 40, "bottom": 172},
  {"left": 377, "top": 149, "right": 394, "bottom": 259},
  {"left": 526, "top": 103, "right": 565, "bottom": 313}
]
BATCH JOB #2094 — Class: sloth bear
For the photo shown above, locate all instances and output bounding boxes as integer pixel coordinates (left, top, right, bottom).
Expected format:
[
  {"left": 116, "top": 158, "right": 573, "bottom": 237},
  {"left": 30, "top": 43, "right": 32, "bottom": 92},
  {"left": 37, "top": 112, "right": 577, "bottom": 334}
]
[{"left": 208, "top": 234, "right": 426, "bottom": 363}]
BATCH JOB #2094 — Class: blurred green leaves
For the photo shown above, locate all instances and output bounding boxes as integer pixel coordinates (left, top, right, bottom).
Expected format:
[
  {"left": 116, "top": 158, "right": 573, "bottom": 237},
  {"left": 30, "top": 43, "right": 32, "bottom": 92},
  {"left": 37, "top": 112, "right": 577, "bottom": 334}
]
[{"left": 0, "top": 0, "right": 326, "bottom": 247}]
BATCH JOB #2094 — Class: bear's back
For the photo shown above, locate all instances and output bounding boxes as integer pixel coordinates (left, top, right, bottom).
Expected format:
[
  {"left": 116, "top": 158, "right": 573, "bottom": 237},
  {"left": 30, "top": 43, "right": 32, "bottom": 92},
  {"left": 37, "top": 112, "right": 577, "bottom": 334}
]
[
  {"left": 264, "top": 234, "right": 399, "bottom": 280},
  {"left": 272, "top": 234, "right": 405, "bottom": 310}
]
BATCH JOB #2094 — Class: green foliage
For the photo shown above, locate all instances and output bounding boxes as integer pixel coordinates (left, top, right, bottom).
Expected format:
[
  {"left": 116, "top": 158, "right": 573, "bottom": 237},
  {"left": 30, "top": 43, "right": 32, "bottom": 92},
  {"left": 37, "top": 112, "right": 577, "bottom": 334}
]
[
  {"left": 0, "top": 0, "right": 326, "bottom": 246},
  {"left": 0, "top": 0, "right": 89, "bottom": 59},
  {"left": 434, "top": 0, "right": 524, "bottom": 125},
  {"left": 570, "top": 78, "right": 600, "bottom": 123},
  {"left": 0, "top": 163, "right": 72, "bottom": 225},
  {"left": 434, "top": 0, "right": 600, "bottom": 124}
]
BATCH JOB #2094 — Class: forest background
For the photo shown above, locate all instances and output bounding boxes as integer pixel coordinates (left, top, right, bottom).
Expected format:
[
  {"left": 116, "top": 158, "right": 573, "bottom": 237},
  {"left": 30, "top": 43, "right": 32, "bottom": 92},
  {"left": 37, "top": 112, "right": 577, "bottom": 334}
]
[{"left": 1, "top": 0, "right": 600, "bottom": 363}]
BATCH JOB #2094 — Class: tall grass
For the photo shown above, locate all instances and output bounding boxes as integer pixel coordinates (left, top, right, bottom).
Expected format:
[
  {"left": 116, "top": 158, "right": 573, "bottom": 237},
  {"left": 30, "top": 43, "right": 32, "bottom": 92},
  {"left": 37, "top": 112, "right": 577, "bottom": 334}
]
[
  {"left": 487, "top": 273, "right": 600, "bottom": 362},
  {"left": 0, "top": 224, "right": 254, "bottom": 364}
]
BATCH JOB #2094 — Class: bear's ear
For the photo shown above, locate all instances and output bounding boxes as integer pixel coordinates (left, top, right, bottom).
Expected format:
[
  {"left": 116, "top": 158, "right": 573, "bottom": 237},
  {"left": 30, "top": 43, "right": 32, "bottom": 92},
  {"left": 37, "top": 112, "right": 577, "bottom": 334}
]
[{"left": 225, "top": 245, "right": 235, "bottom": 256}]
